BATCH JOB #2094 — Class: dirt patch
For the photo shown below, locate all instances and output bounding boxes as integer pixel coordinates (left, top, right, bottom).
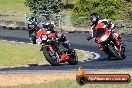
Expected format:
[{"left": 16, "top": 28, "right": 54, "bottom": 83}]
[
  {"left": 0, "top": 69, "right": 132, "bottom": 86},
  {"left": 0, "top": 72, "right": 76, "bottom": 86}
]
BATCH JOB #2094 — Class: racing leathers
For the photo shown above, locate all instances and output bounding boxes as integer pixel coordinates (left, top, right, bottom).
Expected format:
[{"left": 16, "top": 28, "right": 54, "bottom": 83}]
[{"left": 27, "top": 17, "right": 38, "bottom": 39}]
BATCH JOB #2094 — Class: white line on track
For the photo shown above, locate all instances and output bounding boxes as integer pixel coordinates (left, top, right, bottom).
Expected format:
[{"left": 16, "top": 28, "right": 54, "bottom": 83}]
[{"left": 90, "top": 52, "right": 100, "bottom": 59}]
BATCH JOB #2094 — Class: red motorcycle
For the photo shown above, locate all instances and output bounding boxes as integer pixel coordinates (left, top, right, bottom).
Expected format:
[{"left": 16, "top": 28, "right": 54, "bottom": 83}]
[
  {"left": 94, "top": 23, "right": 126, "bottom": 60},
  {"left": 36, "top": 28, "right": 78, "bottom": 66}
]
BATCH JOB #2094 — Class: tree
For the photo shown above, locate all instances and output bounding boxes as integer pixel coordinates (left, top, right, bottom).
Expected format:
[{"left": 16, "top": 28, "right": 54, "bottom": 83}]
[
  {"left": 73, "top": 0, "right": 128, "bottom": 19},
  {"left": 71, "top": 0, "right": 129, "bottom": 27},
  {"left": 25, "top": 0, "right": 63, "bottom": 15},
  {"left": 124, "top": 2, "right": 132, "bottom": 21}
]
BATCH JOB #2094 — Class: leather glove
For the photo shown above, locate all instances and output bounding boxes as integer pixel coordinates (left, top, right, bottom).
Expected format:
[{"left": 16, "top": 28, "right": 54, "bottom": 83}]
[{"left": 87, "top": 36, "right": 93, "bottom": 41}]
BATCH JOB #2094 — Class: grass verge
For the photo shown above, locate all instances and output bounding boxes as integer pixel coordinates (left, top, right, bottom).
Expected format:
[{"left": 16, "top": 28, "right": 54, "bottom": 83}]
[
  {"left": 0, "top": 0, "right": 30, "bottom": 13},
  {"left": 0, "top": 40, "right": 84, "bottom": 66},
  {"left": 1, "top": 80, "right": 132, "bottom": 88},
  {"left": 0, "top": 70, "right": 131, "bottom": 87}
]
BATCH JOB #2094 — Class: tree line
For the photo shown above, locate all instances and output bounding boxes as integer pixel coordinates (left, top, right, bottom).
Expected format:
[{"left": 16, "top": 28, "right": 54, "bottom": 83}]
[{"left": 25, "top": 0, "right": 132, "bottom": 27}]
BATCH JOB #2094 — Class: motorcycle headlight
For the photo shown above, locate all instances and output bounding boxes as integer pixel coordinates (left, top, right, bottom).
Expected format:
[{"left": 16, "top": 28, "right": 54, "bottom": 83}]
[
  {"left": 57, "top": 32, "right": 62, "bottom": 38},
  {"left": 41, "top": 35, "right": 47, "bottom": 41},
  {"left": 100, "top": 35, "right": 108, "bottom": 41},
  {"left": 36, "top": 38, "right": 42, "bottom": 44},
  {"left": 46, "top": 31, "right": 51, "bottom": 34}
]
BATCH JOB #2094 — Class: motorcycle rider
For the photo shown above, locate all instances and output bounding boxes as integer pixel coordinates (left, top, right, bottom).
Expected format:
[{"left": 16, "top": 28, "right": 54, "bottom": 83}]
[
  {"left": 87, "top": 13, "right": 124, "bottom": 58},
  {"left": 45, "top": 21, "right": 70, "bottom": 51},
  {"left": 27, "top": 16, "right": 38, "bottom": 43},
  {"left": 38, "top": 20, "right": 70, "bottom": 53},
  {"left": 87, "top": 13, "right": 121, "bottom": 46}
]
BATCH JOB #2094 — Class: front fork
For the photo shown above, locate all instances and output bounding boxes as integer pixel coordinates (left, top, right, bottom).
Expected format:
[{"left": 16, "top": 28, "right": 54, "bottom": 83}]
[{"left": 108, "top": 42, "right": 125, "bottom": 59}]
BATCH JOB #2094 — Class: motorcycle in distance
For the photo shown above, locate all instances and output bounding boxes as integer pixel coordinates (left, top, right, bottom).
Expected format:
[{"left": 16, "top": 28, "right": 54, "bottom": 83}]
[
  {"left": 36, "top": 28, "right": 78, "bottom": 66},
  {"left": 28, "top": 22, "right": 37, "bottom": 44},
  {"left": 91, "top": 24, "right": 126, "bottom": 60}
]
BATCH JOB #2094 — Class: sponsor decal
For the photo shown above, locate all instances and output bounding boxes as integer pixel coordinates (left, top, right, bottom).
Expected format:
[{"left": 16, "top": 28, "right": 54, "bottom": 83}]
[{"left": 76, "top": 67, "right": 131, "bottom": 85}]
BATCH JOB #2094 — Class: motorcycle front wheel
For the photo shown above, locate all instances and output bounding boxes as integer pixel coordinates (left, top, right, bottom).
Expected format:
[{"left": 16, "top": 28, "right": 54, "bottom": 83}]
[
  {"left": 68, "top": 57, "right": 78, "bottom": 65},
  {"left": 108, "top": 45, "right": 122, "bottom": 60},
  {"left": 67, "top": 50, "right": 78, "bottom": 65},
  {"left": 43, "top": 47, "right": 60, "bottom": 66}
]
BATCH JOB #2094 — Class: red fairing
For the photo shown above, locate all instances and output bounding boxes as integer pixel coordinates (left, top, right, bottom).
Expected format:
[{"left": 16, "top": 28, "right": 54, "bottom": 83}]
[
  {"left": 48, "top": 33, "right": 57, "bottom": 39},
  {"left": 60, "top": 54, "right": 69, "bottom": 61},
  {"left": 95, "top": 28, "right": 110, "bottom": 43},
  {"left": 105, "top": 28, "right": 110, "bottom": 36},
  {"left": 36, "top": 29, "right": 46, "bottom": 39},
  {"left": 95, "top": 37, "right": 102, "bottom": 43},
  {"left": 95, "top": 22, "right": 105, "bottom": 30}
]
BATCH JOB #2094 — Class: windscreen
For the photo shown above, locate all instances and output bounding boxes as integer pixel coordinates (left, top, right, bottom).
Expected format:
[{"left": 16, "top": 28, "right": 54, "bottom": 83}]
[{"left": 95, "top": 28, "right": 106, "bottom": 38}]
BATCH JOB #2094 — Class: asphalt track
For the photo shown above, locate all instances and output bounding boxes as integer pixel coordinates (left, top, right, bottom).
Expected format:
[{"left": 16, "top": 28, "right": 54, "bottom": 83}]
[{"left": 0, "top": 28, "right": 132, "bottom": 71}]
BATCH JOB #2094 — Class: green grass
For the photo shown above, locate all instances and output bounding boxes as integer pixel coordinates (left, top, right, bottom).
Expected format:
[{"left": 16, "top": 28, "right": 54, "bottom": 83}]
[
  {"left": 76, "top": 50, "right": 84, "bottom": 59},
  {"left": 0, "top": 0, "right": 30, "bottom": 21},
  {"left": 0, "top": 40, "right": 84, "bottom": 66},
  {"left": 1, "top": 80, "right": 132, "bottom": 88},
  {"left": 0, "top": 40, "right": 45, "bottom": 66},
  {"left": 0, "top": 0, "right": 30, "bottom": 13}
]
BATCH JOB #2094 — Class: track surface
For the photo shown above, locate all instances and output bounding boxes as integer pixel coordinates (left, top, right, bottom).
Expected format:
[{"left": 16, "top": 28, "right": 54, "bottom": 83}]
[{"left": 0, "top": 28, "right": 132, "bottom": 71}]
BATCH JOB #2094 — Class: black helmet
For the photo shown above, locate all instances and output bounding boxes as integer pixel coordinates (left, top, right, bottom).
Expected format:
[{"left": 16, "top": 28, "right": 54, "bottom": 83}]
[
  {"left": 90, "top": 13, "right": 100, "bottom": 23},
  {"left": 28, "top": 16, "right": 37, "bottom": 22}
]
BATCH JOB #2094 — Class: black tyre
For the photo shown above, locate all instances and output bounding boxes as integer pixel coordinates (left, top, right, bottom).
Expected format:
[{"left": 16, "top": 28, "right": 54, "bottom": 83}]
[
  {"left": 43, "top": 47, "right": 60, "bottom": 66},
  {"left": 121, "top": 45, "right": 126, "bottom": 59},
  {"left": 108, "top": 45, "right": 122, "bottom": 60},
  {"left": 76, "top": 75, "right": 86, "bottom": 85},
  {"left": 68, "top": 53, "right": 78, "bottom": 65},
  {"left": 68, "top": 58, "right": 78, "bottom": 65}
]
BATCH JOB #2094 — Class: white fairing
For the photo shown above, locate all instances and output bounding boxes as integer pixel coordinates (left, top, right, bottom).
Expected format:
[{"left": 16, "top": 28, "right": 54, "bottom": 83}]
[
  {"left": 36, "top": 38, "right": 42, "bottom": 44},
  {"left": 45, "top": 22, "right": 50, "bottom": 25},
  {"left": 90, "top": 27, "right": 94, "bottom": 37},
  {"left": 101, "top": 35, "right": 108, "bottom": 41},
  {"left": 103, "top": 25, "right": 106, "bottom": 28},
  {"left": 111, "top": 24, "right": 115, "bottom": 29},
  {"left": 46, "top": 31, "right": 51, "bottom": 34},
  {"left": 98, "top": 19, "right": 109, "bottom": 23},
  {"left": 41, "top": 35, "right": 47, "bottom": 41}
]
